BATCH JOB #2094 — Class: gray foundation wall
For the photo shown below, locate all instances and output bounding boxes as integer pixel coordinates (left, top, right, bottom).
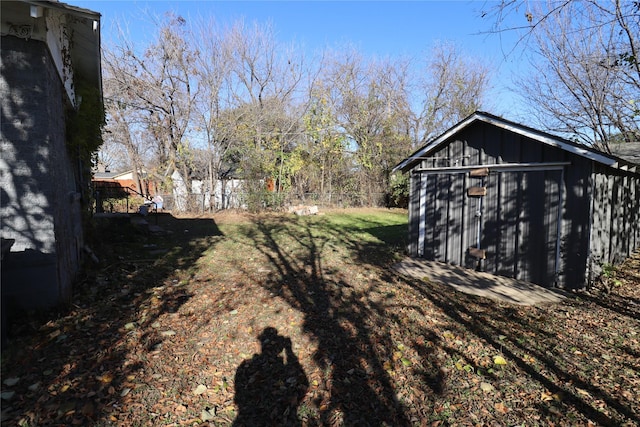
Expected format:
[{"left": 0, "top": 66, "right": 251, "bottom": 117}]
[{"left": 1, "top": 35, "right": 83, "bottom": 308}]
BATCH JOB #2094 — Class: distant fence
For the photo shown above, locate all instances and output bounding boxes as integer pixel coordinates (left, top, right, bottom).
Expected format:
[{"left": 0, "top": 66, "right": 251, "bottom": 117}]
[
  {"left": 95, "top": 190, "right": 392, "bottom": 214},
  {"left": 288, "top": 192, "right": 389, "bottom": 209},
  {"left": 159, "top": 191, "right": 390, "bottom": 214}
]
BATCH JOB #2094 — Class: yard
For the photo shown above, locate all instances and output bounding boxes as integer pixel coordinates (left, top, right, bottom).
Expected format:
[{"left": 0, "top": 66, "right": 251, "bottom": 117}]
[{"left": 1, "top": 208, "right": 639, "bottom": 426}]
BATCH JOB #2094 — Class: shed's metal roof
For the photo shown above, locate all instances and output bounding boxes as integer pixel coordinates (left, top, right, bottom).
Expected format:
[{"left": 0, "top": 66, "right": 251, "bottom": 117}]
[{"left": 393, "top": 111, "right": 639, "bottom": 174}]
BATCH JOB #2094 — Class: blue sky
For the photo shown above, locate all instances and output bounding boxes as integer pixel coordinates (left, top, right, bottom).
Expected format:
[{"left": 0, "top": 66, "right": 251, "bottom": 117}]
[{"left": 72, "top": 0, "right": 528, "bottom": 117}]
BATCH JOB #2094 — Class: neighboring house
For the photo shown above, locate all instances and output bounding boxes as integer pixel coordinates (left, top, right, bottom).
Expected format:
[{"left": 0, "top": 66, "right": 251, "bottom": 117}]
[
  {"left": 1, "top": 0, "right": 102, "bottom": 308},
  {"left": 92, "top": 169, "right": 157, "bottom": 197},
  {"left": 393, "top": 111, "right": 640, "bottom": 290}
]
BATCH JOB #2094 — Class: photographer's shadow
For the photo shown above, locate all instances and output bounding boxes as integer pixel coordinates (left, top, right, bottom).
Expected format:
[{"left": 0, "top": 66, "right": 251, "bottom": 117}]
[{"left": 233, "top": 327, "right": 309, "bottom": 427}]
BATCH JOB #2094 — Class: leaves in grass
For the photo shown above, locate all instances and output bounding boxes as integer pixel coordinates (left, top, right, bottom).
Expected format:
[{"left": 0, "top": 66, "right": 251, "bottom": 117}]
[
  {"left": 1, "top": 210, "right": 639, "bottom": 426},
  {"left": 193, "top": 384, "right": 207, "bottom": 395},
  {"left": 480, "top": 382, "right": 495, "bottom": 392},
  {"left": 493, "top": 355, "right": 507, "bottom": 365},
  {"left": 3, "top": 378, "right": 19, "bottom": 387}
]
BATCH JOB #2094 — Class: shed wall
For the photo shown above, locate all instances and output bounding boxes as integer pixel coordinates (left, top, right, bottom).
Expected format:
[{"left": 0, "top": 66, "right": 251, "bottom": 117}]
[{"left": 589, "top": 165, "right": 640, "bottom": 279}]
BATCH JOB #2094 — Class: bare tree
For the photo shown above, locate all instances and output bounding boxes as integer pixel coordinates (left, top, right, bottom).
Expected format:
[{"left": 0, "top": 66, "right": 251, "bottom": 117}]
[
  {"left": 223, "top": 20, "right": 307, "bottom": 201},
  {"left": 321, "top": 48, "right": 415, "bottom": 202},
  {"left": 487, "top": 0, "right": 640, "bottom": 149},
  {"left": 102, "top": 47, "right": 154, "bottom": 197},
  {"left": 105, "top": 13, "right": 198, "bottom": 189},
  {"left": 417, "top": 42, "right": 491, "bottom": 144},
  {"left": 98, "top": 9, "right": 494, "bottom": 210},
  {"left": 190, "top": 17, "right": 235, "bottom": 208},
  {"left": 96, "top": 137, "right": 128, "bottom": 173}
]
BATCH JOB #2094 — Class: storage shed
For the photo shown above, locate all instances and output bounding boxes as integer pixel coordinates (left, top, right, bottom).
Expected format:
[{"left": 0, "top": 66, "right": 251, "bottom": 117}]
[{"left": 393, "top": 111, "right": 640, "bottom": 290}]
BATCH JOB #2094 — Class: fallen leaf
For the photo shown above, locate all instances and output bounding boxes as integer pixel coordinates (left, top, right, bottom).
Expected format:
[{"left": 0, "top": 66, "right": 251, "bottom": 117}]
[
  {"left": 201, "top": 407, "right": 216, "bottom": 421},
  {"left": 1, "top": 392, "right": 15, "bottom": 400},
  {"left": 493, "top": 355, "right": 507, "bottom": 365},
  {"left": 576, "top": 388, "right": 592, "bottom": 397},
  {"left": 3, "top": 378, "right": 19, "bottom": 387},
  {"left": 480, "top": 382, "right": 494, "bottom": 392},
  {"left": 541, "top": 391, "right": 554, "bottom": 401},
  {"left": 494, "top": 402, "right": 508, "bottom": 413},
  {"left": 99, "top": 373, "right": 114, "bottom": 384},
  {"left": 193, "top": 384, "right": 207, "bottom": 395}
]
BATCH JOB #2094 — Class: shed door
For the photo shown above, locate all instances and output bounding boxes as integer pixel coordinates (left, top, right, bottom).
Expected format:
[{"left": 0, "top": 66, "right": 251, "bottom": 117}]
[
  {"left": 480, "top": 169, "right": 562, "bottom": 287},
  {"left": 418, "top": 168, "right": 562, "bottom": 287}
]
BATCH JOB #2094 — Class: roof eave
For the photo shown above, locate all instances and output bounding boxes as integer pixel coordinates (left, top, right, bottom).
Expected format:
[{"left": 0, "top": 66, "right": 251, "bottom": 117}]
[
  {"left": 393, "top": 111, "right": 630, "bottom": 174},
  {"left": 29, "top": 1, "right": 102, "bottom": 95},
  {"left": 392, "top": 112, "right": 482, "bottom": 173}
]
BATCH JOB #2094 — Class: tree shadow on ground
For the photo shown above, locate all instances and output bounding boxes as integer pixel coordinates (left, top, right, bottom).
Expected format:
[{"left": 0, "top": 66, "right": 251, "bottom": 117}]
[
  {"left": 376, "top": 264, "right": 640, "bottom": 425},
  {"left": 231, "top": 215, "right": 417, "bottom": 425},
  {"left": 0, "top": 212, "right": 222, "bottom": 426},
  {"left": 233, "top": 212, "right": 639, "bottom": 425},
  {"left": 572, "top": 288, "right": 640, "bottom": 321}
]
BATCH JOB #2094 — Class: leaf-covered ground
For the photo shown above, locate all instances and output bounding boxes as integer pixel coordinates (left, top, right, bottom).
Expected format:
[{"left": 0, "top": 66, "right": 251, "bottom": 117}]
[{"left": 1, "top": 208, "right": 639, "bottom": 426}]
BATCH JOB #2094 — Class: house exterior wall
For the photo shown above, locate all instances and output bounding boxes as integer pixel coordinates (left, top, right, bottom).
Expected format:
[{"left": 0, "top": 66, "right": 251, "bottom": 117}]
[
  {"left": 1, "top": 35, "right": 83, "bottom": 308},
  {"left": 407, "top": 121, "right": 596, "bottom": 289}
]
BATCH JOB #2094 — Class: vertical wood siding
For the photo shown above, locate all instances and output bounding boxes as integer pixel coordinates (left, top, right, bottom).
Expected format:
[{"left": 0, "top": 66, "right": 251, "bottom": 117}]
[
  {"left": 405, "top": 121, "right": 639, "bottom": 289},
  {"left": 589, "top": 165, "right": 640, "bottom": 280}
]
